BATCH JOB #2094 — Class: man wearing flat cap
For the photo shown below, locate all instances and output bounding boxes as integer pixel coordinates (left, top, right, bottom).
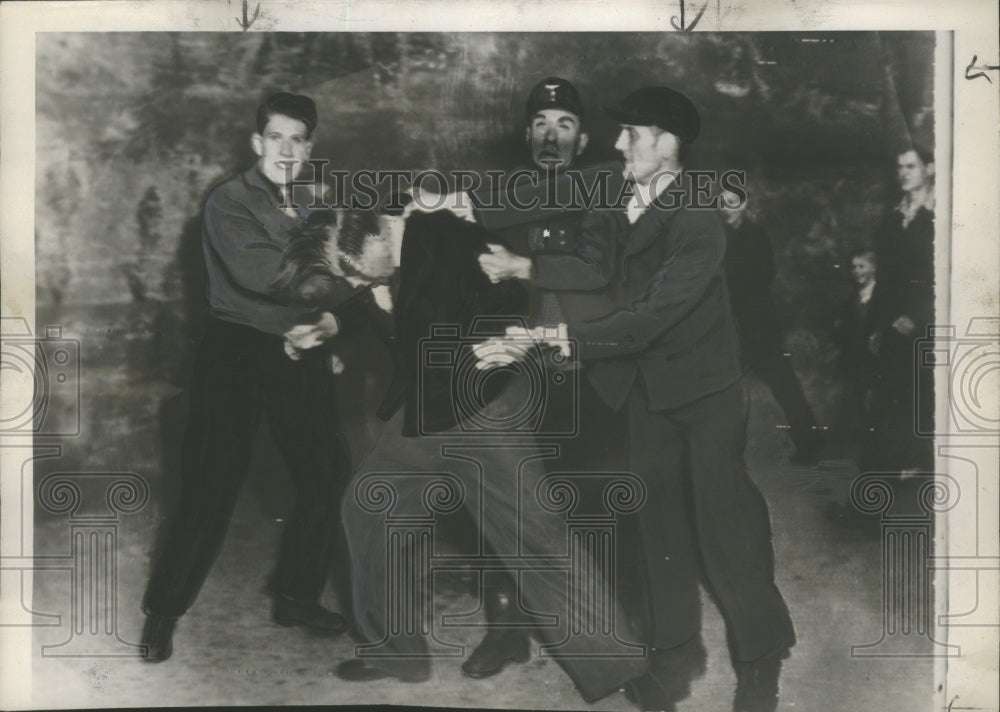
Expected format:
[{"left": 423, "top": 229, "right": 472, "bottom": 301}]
[{"left": 480, "top": 85, "right": 796, "bottom": 712}]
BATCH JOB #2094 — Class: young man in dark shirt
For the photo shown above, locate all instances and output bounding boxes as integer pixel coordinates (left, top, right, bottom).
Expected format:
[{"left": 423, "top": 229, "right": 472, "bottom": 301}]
[
  {"left": 873, "top": 145, "right": 936, "bottom": 473},
  {"left": 140, "top": 93, "right": 353, "bottom": 662}
]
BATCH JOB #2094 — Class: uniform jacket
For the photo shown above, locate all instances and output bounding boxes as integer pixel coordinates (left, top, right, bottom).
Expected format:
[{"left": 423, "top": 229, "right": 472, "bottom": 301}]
[
  {"left": 534, "top": 171, "right": 743, "bottom": 412},
  {"left": 479, "top": 164, "right": 623, "bottom": 327}
]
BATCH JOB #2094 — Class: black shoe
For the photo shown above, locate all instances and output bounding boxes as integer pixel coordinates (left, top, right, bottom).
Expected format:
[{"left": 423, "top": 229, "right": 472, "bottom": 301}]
[
  {"left": 733, "top": 647, "right": 789, "bottom": 712},
  {"left": 462, "top": 577, "right": 533, "bottom": 679},
  {"left": 626, "top": 674, "right": 677, "bottom": 712},
  {"left": 625, "top": 637, "right": 707, "bottom": 711},
  {"left": 334, "top": 659, "right": 429, "bottom": 683},
  {"left": 140, "top": 614, "right": 177, "bottom": 663},
  {"left": 273, "top": 594, "right": 347, "bottom": 636},
  {"left": 461, "top": 630, "right": 531, "bottom": 678}
]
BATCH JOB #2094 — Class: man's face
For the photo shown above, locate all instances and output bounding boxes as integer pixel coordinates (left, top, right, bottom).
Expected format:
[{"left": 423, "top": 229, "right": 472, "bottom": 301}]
[
  {"left": 851, "top": 255, "right": 876, "bottom": 286},
  {"left": 614, "top": 124, "right": 679, "bottom": 186},
  {"left": 896, "top": 150, "right": 933, "bottom": 194},
  {"left": 251, "top": 113, "right": 313, "bottom": 187},
  {"left": 526, "top": 108, "right": 587, "bottom": 170}
]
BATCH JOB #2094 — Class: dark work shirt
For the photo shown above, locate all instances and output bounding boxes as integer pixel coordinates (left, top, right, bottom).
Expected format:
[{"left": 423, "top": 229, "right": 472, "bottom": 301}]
[{"left": 202, "top": 167, "right": 320, "bottom": 336}]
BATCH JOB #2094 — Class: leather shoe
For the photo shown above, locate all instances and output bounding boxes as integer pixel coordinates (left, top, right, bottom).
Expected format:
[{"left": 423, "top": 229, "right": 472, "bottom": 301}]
[
  {"left": 625, "top": 637, "right": 707, "bottom": 711},
  {"left": 626, "top": 674, "right": 678, "bottom": 712},
  {"left": 273, "top": 594, "right": 347, "bottom": 636},
  {"left": 461, "top": 630, "right": 531, "bottom": 678},
  {"left": 335, "top": 659, "right": 430, "bottom": 683},
  {"left": 463, "top": 577, "right": 532, "bottom": 679},
  {"left": 140, "top": 614, "right": 177, "bottom": 663}
]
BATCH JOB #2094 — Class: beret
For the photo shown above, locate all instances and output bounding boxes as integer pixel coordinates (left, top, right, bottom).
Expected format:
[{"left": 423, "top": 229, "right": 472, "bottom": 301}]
[{"left": 605, "top": 86, "right": 700, "bottom": 143}]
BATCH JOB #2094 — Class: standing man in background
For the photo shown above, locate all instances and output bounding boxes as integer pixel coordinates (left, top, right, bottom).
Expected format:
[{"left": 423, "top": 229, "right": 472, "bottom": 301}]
[
  {"left": 140, "top": 92, "right": 351, "bottom": 662},
  {"left": 872, "top": 145, "right": 935, "bottom": 474},
  {"left": 720, "top": 187, "right": 825, "bottom": 463}
]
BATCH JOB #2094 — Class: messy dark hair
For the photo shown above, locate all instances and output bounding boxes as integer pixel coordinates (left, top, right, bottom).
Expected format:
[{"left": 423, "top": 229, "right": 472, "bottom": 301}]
[
  {"left": 271, "top": 208, "right": 384, "bottom": 303},
  {"left": 256, "top": 92, "right": 318, "bottom": 138}
]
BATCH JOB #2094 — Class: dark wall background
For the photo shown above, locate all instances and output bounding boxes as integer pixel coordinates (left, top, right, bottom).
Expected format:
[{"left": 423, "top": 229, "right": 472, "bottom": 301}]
[{"left": 33, "top": 32, "right": 935, "bottom": 503}]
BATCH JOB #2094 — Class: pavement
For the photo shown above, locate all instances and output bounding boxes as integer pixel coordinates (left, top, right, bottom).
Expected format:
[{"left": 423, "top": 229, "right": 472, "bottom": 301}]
[{"left": 20, "top": 344, "right": 940, "bottom": 711}]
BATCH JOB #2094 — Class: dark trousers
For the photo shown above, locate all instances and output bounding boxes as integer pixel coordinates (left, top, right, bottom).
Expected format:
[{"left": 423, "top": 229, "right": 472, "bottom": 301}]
[
  {"left": 742, "top": 340, "right": 820, "bottom": 452},
  {"left": 541, "top": 380, "right": 646, "bottom": 632},
  {"left": 483, "top": 370, "right": 629, "bottom": 578},
  {"left": 628, "top": 378, "right": 795, "bottom": 662},
  {"left": 341, "top": 374, "right": 648, "bottom": 701},
  {"left": 864, "top": 333, "right": 935, "bottom": 473},
  {"left": 143, "top": 318, "right": 351, "bottom": 619}
]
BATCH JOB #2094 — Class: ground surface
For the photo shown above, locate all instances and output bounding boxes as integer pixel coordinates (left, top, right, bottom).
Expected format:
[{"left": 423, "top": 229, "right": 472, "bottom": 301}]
[{"left": 19, "top": 310, "right": 940, "bottom": 711}]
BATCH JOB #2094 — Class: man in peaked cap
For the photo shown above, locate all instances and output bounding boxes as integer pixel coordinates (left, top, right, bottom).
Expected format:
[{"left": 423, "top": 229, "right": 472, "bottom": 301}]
[
  {"left": 524, "top": 76, "right": 589, "bottom": 172},
  {"left": 459, "top": 77, "right": 639, "bottom": 682},
  {"left": 479, "top": 85, "right": 796, "bottom": 712}
]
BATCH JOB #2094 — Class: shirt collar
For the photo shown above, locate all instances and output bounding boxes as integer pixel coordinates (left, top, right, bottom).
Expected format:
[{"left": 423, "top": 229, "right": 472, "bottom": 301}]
[
  {"left": 626, "top": 171, "right": 680, "bottom": 224},
  {"left": 244, "top": 166, "right": 285, "bottom": 206},
  {"left": 858, "top": 280, "right": 875, "bottom": 304},
  {"left": 895, "top": 189, "right": 935, "bottom": 226},
  {"left": 244, "top": 166, "right": 318, "bottom": 216}
]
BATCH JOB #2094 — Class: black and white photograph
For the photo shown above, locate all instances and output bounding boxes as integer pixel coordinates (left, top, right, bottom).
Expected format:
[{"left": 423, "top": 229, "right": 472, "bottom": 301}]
[{"left": 1, "top": 1, "right": 997, "bottom": 711}]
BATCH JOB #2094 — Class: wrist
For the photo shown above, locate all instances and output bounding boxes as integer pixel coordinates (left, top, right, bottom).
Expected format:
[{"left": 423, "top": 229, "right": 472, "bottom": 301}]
[
  {"left": 515, "top": 256, "right": 533, "bottom": 280},
  {"left": 321, "top": 311, "right": 340, "bottom": 338}
]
